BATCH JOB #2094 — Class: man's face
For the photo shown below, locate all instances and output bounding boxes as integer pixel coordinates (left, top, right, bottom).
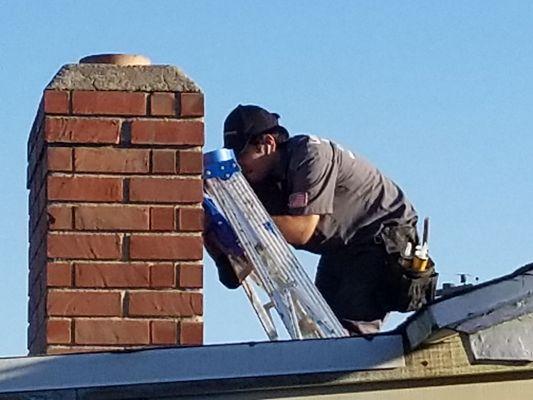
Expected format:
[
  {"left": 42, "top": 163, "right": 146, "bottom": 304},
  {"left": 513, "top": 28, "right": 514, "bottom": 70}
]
[{"left": 237, "top": 142, "right": 272, "bottom": 184}]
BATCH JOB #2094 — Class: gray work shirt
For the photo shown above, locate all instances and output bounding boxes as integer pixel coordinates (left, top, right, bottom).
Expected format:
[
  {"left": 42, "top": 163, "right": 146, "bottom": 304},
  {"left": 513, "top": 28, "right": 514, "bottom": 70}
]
[{"left": 252, "top": 135, "right": 417, "bottom": 254}]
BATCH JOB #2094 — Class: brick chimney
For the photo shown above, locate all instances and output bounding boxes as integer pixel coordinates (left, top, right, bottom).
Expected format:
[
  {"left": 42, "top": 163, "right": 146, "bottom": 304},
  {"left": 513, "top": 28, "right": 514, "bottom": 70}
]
[{"left": 27, "top": 55, "right": 205, "bottom": 355}]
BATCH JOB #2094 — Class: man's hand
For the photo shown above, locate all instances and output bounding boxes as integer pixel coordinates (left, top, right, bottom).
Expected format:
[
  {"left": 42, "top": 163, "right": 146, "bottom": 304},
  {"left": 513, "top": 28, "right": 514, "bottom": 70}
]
[{"left": 272, "top": 215, "right": 320, "bottom": 246}]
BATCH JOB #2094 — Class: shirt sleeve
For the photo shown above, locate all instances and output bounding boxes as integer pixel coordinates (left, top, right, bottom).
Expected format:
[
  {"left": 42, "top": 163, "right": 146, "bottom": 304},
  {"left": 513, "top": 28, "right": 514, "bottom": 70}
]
[{"left": 287, "top": 138, "right": 337, "bottom": 216}]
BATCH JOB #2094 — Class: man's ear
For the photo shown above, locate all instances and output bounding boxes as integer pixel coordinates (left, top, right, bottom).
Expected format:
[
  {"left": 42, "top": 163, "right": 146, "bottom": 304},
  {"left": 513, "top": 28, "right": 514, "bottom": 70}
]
[{"left": 263, "top": 134, "right": 277, "bottom": 154}]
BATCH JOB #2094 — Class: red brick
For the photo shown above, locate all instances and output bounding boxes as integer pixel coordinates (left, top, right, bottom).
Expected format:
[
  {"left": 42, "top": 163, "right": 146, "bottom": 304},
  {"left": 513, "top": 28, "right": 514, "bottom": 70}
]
[
  {"left": 29, "top": 214, "right": 47, "bottom": 260},
  {"left": 150, "top": 92, "right": 177, "bottom": 117},
  {"left": 48, "top": 175, "right": 123, "bottom": 202},
  {"left": 29, "top": 284, "right": 44, "bottom": 320},
  {"left": 29, "top": 211, "right": 47, "bottom": 250},
  {"left": 28, "top": 162, "right": 39, "bottom": 196},
  {"left": 128, "top": 291, "right": 202, "bottom": 317},
  {"left": 179, "top": 93, "right": 204, "bottom": 117},
  {"left": 28, "top": 172, "right": 44, "bottom": 209},
  {"left": 29, "top": 160, "right": 47, "bottom": 204},
  {"left": 29, "top": 299, "right": 46, "bottom": 340},
  {"left": 152, "top": 150, "right": 176, "bottom": 174},
  {"left": 30, "top": 206, "right": 47, "bottom": 238},
  {"left": 75, "top": 262, "right": 149, "bottom": 288},
  {"left": 150, "top": 207, "right": 175, "bottom": 231},
  {"left": 177, "top": 151, "right": 203, "bottom": 174},
  {"left": 74, "top": 205, "right": 149, "bottom": 230},
  {"left": 29, "top": 169, "right": 44, "bottom": 200},
  {"left": 151, "top": 320, "right": 177, "bottom": 344},
  {"left": 27, "top": 134, "right": 46, "bottom": 187},
  {"left": 177, "top": 208, "right": 204, "bottom": 231},
  {"left": 179, "top": 321, "right": 203, "bottom": 346},
  {"left": 45, "top": 117, "right": 121, "bottom": 144},
  {"left": 178, "top": 264, "right": 203, "bottom": 289},
  {"left": 29, "top": 253, "right": 46, "bottom": 281},
  {"left": 47, "top": 233, "right": 122, "bottom": 260},
  {"left": 28, "top": 116, "right": 45, "bottom": 152},
  {"left": 47, "top": 319, "right": 72, "bottom": 344},
  {"left": 44, "top": 90, "right": 69, "bottom": 114},
  {"left": 29, "top": 331, "right": 46, "bottom": 356},
  {"left": 29, "top": 291, "right": 46, "bottom": 322},
  {"left": 129, "top": 235, "right": 202, "bottom": 260},
  {"left": 27, "top": 114, "right": 44, "bottom": 157},
  {"left": 29, "top": 269, "right": 47, "bottom": 316},
  {"left": 47, "top": 262, "right": 73, "bottom": 287},
  {"left": 130, "top": 120, "right": 204, "bottom": 145},
  {"left": 29, "top": 321, "right": 44, "bottom": 350},
  {"left": 72, "top": 91, "right": 147, "bottom": 116},
  {"left": 28, "top": 277, "right": 45, "bottom": 318},
  {"left": 74, "top": 319, "right": 150, "bottom": 345},
  {"left": 29, "top": 179, "right": 47, "bottom": 218},
  {"left": 36, "top": 184, "right": 47, "bottom": 212},
  {"left": 150, "top": 263, "right": 175, "bottom": 288},
  {"left": 28, "top": 283, "right": 45, "bottom": 329},
  {"left": 129, "top": 178, "right": 202, "bottom": 203},
  {"left": 29, "top": 242, "right": 47, "bottom": 287},
  {"left": 47, "top": 147, "right": 73, "bottom": 171},
  {"left": 47, "top": 204, "right": 73, "bottom": 230},
  {"left": 29, "top": 204, "right": 43, "bottom": 237},
  {"left": 74, "top": 148, "right": 149, "bottom": 173},
  {"left": 27, "top": 118, "right": 43, "bottom": 163},
  {"left": 47, "top": 290, "right": 122, "bottom": 316}
]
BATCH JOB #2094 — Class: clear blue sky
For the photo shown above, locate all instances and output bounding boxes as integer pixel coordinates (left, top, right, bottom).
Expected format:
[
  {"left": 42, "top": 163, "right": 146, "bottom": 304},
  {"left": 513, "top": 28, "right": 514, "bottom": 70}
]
[{"left": 1, "top": 1, "right": 532, "bottom": 357}]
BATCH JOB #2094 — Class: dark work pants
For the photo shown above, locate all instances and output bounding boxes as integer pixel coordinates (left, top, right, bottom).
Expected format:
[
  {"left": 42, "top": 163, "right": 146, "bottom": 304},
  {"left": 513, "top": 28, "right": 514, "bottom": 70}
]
[{"left": 315, "top": 243, "right": 389, "bottom": 335}]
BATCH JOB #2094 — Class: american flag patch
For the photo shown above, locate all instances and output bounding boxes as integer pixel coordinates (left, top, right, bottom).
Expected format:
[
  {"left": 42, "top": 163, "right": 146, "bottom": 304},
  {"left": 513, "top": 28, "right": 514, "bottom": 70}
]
[{"left": 288, "top": 192, "right": 309, "bottom": 208}]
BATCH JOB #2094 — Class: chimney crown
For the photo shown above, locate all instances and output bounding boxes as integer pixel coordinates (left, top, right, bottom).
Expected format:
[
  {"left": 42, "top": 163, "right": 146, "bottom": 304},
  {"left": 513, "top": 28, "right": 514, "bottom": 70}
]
[{"left": 47, "top": 63, "right": 201, "bottom": 92}]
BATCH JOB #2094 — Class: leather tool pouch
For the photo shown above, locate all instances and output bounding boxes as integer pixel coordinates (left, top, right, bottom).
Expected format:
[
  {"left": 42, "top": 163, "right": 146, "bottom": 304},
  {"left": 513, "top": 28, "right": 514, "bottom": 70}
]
[
  {"left": 377, "top": 225, "right": 439, "bottom": 313},
  {"left": 382, "top": 258, "right": 439, "bottom": 312}
]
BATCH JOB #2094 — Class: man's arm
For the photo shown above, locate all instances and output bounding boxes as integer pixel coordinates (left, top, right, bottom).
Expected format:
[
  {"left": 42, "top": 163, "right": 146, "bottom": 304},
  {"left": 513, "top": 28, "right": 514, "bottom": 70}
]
[
  {"left": 272, "top": 214, "right": 320, "bottom": 246},
  {"left": 275, "top": 137, "right": 335, "bottom": 246}
]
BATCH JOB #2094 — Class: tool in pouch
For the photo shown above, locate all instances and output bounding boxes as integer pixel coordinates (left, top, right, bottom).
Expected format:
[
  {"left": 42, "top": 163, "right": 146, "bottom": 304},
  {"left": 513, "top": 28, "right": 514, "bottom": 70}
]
[
  {"left": 399, "top": 217, "right": 430, "bottom": 272},
  {"left": 203, "top": 149, "right": 348, "bottom": 340},
  {"left": 380, "top": 218, "right": 438, "bottom": 312}
]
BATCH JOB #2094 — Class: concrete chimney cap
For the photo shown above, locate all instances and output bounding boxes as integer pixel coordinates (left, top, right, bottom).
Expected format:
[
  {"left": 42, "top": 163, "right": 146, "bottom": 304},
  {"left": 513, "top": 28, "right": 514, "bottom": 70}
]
[
  {"left": 79, "top": 54, "right": 152, "bottom": 66},
  {"left": 47, "top": 63, "right": 202, "bottom": 92}
]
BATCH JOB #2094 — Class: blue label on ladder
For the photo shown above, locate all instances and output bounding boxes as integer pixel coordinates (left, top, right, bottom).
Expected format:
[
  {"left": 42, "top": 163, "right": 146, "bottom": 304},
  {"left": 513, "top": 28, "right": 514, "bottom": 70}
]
[
  {"left": 203, "top": 149, "right": 240, "bottom": 180},
  {"left": 203, "top": 197, "right": 245, "bottom": 258}
]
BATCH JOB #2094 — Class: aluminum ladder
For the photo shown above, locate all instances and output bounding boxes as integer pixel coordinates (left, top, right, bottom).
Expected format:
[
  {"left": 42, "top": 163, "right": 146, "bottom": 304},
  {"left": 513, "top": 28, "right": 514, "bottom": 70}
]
[{"left": 204, "top": 149, "right": 347, "bottom": 340}]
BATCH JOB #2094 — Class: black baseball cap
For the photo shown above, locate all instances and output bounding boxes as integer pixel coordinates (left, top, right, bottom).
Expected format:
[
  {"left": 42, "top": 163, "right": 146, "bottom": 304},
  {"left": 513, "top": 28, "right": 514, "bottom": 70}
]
[{"left": 223, "top": 105, "right": 289, "bottom": 154}]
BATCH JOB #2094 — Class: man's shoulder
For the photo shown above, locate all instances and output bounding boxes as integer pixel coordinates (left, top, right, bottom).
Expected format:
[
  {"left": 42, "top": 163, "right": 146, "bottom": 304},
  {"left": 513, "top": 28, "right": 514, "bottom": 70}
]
[
  {"left": 282, "top": 135, "right": 336, "bottom": 179},
  {"left": 288, "top": 134, "right": 327, "bottom": 145},
  {"left": 287, "top": 134, "right": 333, "bottom": 158}
]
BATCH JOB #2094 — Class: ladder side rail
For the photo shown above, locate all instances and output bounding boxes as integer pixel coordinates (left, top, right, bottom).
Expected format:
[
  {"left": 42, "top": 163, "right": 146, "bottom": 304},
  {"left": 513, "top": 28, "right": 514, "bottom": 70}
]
[
  {"left": 286, "top": 290, "right": 304, "bottom": 339},
  {"left": 270, "top": 289, "right": 301, "bottom": 338},
  {"left": 209, "top": 177, "right": 282, "bottom": 292},
  {"left": 206, "top": 179, "right": 278, "bottom": 294},
  {"left": 230, "top": 176, "right": 314, "bottom": 284},
  {"left": 206, "top": 183, "right": 277, "bottom": 295},
  {"left": 212, "top": 177, "right": 294, "bottom": 287},
  {"left": 291, "top": 285, "right": 344, "bottom": 337},
  {"left": 291, "top": 292, "right": 323, "bottom": 339}
]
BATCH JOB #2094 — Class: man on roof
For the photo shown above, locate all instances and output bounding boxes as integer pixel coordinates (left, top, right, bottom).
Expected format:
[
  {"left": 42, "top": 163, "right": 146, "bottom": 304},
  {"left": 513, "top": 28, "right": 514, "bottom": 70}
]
[{"left": 206, "top": 104, "right": 437, "bottom": 335}]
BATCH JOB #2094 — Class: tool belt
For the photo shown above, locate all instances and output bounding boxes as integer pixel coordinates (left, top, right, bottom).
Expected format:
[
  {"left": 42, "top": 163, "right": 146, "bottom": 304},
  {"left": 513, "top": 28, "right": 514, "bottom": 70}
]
[{"left": 377, "top": 224, "right": 439, "bottom": 313}]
